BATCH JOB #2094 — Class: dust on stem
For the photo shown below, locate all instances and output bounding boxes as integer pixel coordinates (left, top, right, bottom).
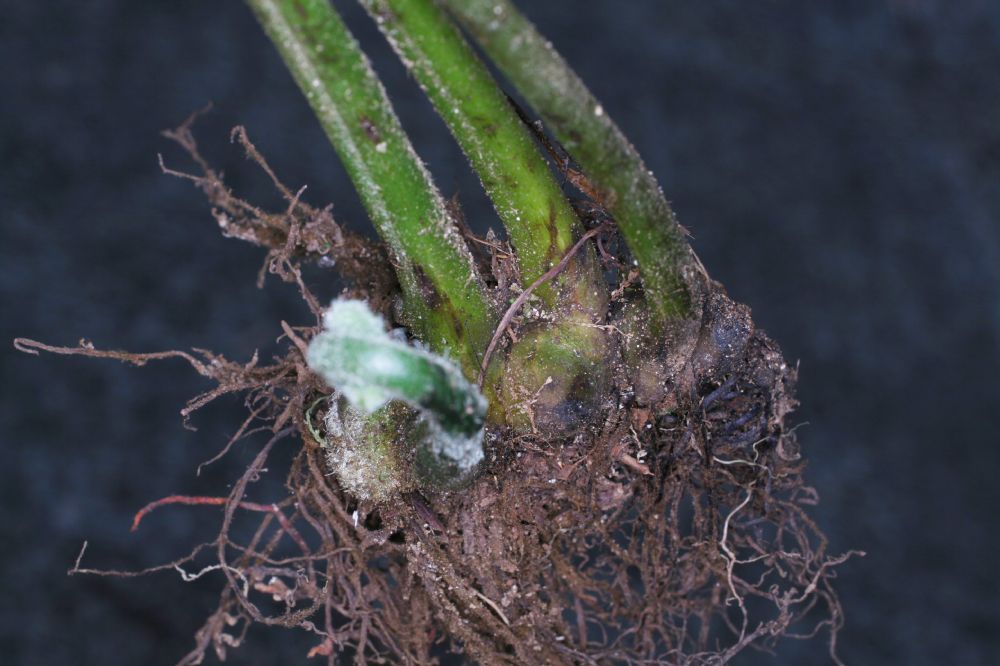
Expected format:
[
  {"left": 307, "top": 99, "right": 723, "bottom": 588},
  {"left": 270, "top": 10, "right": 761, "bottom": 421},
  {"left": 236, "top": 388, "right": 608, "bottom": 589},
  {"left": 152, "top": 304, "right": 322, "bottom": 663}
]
[
  {"left": 359, "top": 0, "right": 615, "bottom": 431},
  {"left": 359, "top": 0, "right": 605, "bottom": 314},
  {"left": 247, "top": 0, "right": 495, "bottom": 376},
  {"left": 446, "top": 0, "right": 702, "bottom": 324}
]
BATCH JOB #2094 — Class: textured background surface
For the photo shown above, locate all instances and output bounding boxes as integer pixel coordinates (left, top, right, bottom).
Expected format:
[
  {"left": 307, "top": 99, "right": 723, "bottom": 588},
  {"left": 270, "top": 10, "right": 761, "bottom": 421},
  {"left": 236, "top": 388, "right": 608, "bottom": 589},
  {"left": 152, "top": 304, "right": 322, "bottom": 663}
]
[{"left": 3, "top": 1, "right": 998, "bottom": 663}]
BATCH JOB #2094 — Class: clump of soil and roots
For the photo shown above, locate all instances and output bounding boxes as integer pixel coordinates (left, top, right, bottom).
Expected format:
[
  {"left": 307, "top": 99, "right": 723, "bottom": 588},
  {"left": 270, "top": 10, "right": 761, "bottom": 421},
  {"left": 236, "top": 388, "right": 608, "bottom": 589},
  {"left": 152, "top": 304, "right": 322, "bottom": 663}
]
[{"left": 17, "top": 114, "right": 858, "bottom": 665}]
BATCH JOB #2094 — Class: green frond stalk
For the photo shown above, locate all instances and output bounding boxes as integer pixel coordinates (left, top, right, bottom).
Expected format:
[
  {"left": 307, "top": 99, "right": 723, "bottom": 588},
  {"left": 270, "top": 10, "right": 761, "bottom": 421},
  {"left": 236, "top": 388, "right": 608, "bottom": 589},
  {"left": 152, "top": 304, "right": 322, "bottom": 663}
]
[
  {"left": 247, "top": 0, "right": 493, "bottom": 375},
  {"left": 444, "top": 0, "right": 699, "bottom": 324},
  {"left": 358, "top": 0, "right": 611, "bottom": 431},
  {"left": 357, "top": 0, "right": 602, "bottom": 311}
]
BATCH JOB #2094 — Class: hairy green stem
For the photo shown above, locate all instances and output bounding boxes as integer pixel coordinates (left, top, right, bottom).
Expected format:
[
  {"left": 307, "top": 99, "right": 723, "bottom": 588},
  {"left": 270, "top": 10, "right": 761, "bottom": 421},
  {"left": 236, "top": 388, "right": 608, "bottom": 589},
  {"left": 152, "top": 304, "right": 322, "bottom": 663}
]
[
  {"left": 358, "top": 0, "right": 600, "bottom": 309},
  {"left": 308, "top": 300, "right": 486, "bottom": 439},
  {"left": 444, "top": 0, "right": 698, "bottom": 324},
  {"left": 308, "top": 300, "right": 487, "bottom": 499},
  {"left": 247, "top": 0, "right": 493, "bottom": 374},
  {"left": 358, "top": 0, "right": 612, "bottom": 432}
]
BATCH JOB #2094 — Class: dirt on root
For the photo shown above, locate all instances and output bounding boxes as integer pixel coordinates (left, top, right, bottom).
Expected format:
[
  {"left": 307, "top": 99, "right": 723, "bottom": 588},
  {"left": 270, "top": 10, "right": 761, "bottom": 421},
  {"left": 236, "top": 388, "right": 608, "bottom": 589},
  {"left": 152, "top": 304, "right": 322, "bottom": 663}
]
[{"left": 15, "top": 118, "right": 857, "bottom": 665}]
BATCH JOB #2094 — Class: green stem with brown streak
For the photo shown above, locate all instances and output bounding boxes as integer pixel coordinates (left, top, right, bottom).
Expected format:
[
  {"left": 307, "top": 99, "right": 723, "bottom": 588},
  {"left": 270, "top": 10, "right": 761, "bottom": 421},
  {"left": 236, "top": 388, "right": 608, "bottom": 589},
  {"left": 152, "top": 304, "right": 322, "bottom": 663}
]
[
  {"left": 247, "top": 0, "right": 494, "bottom": 376},
  {"left": 357, "top": 0, "right": 603, "bottom": 312},
  {"left": 444, "top": 0, "right": 700, "bottom": 326},
  {"left": 358, "top": 0, "right": 610, "bottom": 430}
]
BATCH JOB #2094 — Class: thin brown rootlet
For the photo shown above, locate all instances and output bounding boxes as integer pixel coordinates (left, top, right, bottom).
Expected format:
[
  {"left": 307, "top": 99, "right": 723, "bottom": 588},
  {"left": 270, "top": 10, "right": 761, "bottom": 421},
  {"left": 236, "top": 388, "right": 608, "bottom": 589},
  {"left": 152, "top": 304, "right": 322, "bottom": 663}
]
[{"left": 15, "top": 117, "right": 860, "bottom": 665}]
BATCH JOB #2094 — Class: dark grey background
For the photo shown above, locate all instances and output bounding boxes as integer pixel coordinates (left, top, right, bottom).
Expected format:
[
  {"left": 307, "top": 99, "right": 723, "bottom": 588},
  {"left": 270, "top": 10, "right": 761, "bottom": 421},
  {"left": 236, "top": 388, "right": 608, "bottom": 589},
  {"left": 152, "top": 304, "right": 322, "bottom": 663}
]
[{"left": 3, "top": 0, "right": 998, "bottom": 663}]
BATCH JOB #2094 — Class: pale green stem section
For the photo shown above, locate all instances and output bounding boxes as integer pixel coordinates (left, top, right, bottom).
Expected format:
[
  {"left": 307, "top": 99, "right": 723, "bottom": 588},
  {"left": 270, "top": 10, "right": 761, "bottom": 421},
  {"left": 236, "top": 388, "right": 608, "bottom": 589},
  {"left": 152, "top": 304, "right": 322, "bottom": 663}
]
[
  {"left": 358, "top": 0, "right": 600, "bottom": 308},
  {"left": 307, "top": 300, "right": 486, "bottom": 439},
  {"left": 444, "top": 0, "right": 697, "bottom": 323},
  {"left": 308, "top": 300, "right": 486, "bottom": 499},
  {"left": 247, "top": 0, "right": 493, "bottom": 375}
]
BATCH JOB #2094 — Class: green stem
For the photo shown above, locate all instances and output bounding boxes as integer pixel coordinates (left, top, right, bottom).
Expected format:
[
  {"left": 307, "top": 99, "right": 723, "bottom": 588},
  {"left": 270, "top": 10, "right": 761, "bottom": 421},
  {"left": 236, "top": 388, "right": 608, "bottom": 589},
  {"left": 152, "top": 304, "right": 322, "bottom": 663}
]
[
  {"left": 444, "top": 0, "right": 698, "bottom": 324},
  {"left": 358, "top": 0, "right": 612, "bottom": 433},
  {"left": 246, "top": 0, "right": 493, "bottom": 375},
  {"left": 358, "top": 0, "right": 599, "bottom": 309}
]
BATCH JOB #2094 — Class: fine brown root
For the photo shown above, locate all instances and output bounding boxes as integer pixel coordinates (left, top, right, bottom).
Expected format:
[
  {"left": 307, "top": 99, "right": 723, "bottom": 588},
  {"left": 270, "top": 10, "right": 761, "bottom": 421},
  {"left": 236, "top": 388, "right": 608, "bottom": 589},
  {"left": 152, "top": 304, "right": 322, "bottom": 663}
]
[
  {"left": 159, "top": 105, "right": 397, "bottom": 313},
  {"left": 18, "top": 117, "right": 857, "bottom": 665}
]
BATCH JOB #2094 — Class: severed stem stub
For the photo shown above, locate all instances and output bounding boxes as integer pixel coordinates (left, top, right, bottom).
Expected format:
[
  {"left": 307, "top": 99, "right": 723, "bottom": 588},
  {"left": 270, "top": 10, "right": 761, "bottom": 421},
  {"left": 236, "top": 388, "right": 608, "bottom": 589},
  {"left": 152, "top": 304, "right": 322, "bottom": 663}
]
[{"left": 306, "top": 299, "right": 487, "bottom": 500}]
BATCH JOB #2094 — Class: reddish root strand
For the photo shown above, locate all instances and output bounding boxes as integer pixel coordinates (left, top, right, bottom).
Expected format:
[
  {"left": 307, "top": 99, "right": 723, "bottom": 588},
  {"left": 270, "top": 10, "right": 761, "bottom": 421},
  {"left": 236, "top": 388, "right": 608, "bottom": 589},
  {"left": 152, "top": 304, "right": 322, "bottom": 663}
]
[
  {"left": 131, "top": 495, "right": 307, "bottom": 559},
  {"left": 131, "top": 495, "right": 277, "bottom": 531}
]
